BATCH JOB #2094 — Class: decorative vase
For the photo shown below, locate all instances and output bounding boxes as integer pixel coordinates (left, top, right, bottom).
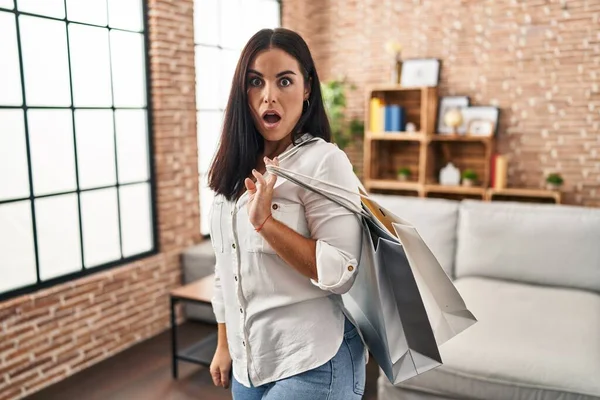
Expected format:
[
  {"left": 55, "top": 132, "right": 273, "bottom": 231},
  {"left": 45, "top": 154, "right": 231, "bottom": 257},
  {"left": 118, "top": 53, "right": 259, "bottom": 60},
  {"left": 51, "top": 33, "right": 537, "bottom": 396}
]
[
  {"left": 440, "top": 162, "right": 460, "bottom": 186},
  {"left": 397, "top": 174, "right": 409, "bottom": 182},
  {"left": 391, "top": 59, "right": 402, "bottom": 84},
  {"left": 546, "top": 183, "right": 561, "bottom": 191}
]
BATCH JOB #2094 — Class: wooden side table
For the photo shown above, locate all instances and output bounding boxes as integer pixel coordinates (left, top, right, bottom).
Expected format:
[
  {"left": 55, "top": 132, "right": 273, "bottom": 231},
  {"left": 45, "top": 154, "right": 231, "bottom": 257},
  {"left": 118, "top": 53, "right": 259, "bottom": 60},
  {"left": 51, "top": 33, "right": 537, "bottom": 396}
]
[{"left": 169, "top": 274, "right": 216, "bottom": 379}]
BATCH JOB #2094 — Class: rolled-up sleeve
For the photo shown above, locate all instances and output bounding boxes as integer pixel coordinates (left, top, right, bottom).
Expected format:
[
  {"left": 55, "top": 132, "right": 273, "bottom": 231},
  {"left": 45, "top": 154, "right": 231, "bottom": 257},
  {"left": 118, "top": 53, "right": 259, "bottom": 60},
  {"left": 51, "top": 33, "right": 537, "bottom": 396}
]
[{"left": 302, "top": 148, "right": 362, "bottom": 295}]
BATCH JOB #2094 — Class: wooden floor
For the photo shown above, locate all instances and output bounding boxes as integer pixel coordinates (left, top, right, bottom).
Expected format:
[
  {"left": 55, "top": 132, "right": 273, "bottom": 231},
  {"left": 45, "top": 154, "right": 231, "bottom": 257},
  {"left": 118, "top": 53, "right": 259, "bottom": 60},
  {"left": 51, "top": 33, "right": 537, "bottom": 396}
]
[{"left": 26, "top": 321, "right": 379, "bottom": 400}]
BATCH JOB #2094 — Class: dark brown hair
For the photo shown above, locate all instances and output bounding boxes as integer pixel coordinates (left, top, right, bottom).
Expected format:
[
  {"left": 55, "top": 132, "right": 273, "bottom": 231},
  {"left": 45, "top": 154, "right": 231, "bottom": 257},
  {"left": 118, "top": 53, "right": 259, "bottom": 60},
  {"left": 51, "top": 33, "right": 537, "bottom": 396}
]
[{"left": 207, "top": 28, "right": 331, "bottom": 201}]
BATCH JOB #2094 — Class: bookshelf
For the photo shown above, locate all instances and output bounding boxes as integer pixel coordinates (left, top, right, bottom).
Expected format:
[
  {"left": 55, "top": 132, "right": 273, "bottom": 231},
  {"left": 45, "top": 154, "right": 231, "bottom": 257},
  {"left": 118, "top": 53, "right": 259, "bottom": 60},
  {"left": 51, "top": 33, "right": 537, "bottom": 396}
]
[{"left": 363, "top": 85, "right": 493, "bottom": 200}]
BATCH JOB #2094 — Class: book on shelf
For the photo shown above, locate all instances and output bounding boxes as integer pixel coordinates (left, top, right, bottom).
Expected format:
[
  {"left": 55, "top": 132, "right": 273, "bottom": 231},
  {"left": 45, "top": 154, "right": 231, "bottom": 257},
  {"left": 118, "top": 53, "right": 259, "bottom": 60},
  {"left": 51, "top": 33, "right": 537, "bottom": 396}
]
[
  {"left": 369, "top": 97, "right": 383, "bottom": 132},
  {"left": 384, "top": 105, "right": 405, "bottom": 132}
]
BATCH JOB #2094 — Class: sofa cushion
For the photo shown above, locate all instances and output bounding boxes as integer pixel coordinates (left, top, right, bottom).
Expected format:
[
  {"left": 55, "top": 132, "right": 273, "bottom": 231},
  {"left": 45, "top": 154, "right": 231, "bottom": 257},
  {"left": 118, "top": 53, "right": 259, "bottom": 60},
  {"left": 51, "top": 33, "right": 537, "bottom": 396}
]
[
  {"left": 390, "top": 277, "right": 600, "bottom": 400},
  {"left": 455, "top": 200, "right": 600, "bottom": 293},
  {"left": 369, "top": 194, "right": 459, "bottom": 277},
  {"left": 182, "top": 240, "right": 217, "bottom": 323}
]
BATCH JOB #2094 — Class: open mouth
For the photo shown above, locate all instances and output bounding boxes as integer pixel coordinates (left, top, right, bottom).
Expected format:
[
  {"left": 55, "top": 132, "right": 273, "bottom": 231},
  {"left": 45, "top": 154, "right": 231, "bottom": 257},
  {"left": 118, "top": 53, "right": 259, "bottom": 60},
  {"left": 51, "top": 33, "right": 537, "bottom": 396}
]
[{"left": 261, "top": 110, "right": 282, "bottom": 127}]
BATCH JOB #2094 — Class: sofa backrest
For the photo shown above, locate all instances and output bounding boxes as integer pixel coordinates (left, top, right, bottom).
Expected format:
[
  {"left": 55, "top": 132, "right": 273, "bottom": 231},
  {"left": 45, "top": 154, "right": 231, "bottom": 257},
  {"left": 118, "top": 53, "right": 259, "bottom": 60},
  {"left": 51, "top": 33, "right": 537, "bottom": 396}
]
[
  {"left": 455, "top": 200, "right": 600, "bottom": 292},
  {"left": 369, "top": 194, "right": 460, "bottom": 277}
]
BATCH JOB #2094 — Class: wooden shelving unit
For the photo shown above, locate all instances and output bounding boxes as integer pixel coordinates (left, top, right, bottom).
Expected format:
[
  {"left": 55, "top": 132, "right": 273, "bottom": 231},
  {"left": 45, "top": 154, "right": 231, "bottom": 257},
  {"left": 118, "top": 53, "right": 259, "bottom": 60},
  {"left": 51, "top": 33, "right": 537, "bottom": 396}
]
[
  {"left": 362, "top": 85, "right": 561, "bottom": 204},
  {"left": 486, "top": 188, "right": 562, "bottom": 204},
  {"left": 363, "top": 85, "right": 493, "bottom": 201}
]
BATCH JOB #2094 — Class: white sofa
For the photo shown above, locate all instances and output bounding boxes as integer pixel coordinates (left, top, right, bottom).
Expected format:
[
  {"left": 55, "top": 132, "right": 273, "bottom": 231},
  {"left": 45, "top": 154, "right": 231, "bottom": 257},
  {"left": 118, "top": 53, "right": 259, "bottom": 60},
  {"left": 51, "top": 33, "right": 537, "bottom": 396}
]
[{"left": 370, "top": 196, "right": 600, "bottom": 400}]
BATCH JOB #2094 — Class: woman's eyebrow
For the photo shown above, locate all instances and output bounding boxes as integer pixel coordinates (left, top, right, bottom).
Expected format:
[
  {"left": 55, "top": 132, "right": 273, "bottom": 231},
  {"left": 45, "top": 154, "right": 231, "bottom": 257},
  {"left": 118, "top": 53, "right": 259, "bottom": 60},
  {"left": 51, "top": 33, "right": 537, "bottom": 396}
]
[{"left": 247, "top": 69, "right": 297, "bottom": 78}]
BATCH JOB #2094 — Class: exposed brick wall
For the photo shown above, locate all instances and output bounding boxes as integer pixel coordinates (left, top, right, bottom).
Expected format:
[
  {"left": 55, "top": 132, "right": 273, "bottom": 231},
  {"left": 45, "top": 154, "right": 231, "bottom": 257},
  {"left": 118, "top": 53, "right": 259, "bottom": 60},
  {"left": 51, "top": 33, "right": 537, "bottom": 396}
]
[
  {"left": 0, "top": 0, "right": 200, "bottom": 398},
  {"left": 283, "top": 0, "right": 600, "bottom": 207}
]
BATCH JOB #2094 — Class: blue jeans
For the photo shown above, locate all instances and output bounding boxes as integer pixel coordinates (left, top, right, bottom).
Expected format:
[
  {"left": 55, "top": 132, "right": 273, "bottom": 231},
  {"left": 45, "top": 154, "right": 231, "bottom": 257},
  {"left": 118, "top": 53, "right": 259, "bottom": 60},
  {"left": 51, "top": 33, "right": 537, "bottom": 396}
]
[{"left": 232, "top": 317, "right": 366, "bottom": 400}]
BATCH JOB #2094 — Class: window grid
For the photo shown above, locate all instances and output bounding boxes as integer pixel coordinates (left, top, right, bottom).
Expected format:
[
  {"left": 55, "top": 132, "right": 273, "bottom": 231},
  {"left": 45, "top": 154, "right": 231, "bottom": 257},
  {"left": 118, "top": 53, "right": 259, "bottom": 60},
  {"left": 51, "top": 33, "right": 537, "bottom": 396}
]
[
  {"left": 195, "top": 0, "right": 281, "bottom": 236},
  {"left": 0, "top": 0, "right": 157, "bottom": 301}
]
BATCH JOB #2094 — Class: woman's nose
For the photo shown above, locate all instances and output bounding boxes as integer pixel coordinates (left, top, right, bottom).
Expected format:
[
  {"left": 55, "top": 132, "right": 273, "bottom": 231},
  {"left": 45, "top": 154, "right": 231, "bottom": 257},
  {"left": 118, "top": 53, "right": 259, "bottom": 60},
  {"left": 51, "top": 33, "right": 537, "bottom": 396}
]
[{"left": 263, "top": 83, "right": 277, "bottom": 104}]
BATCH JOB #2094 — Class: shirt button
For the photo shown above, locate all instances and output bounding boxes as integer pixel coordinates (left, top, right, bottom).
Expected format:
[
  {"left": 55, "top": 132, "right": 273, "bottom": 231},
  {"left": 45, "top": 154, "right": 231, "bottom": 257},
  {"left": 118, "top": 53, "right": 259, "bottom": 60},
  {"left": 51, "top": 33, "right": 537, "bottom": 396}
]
[
  {"left": 240, "top": 308, "right": 243, "bottom": 313},
  {"left": 272, "top": 203, "right": 279, "bottom": 210},
  {"left": 347, "top": 265, "right": 354, "bottom": 272},
  {"left": 232, "top": 243, "right": 236, "bottom": 249},
  {"left": 242, "top": 341, "right": 246, "bottom": 347},
  {"left": 234, "top": 276, "right": 238, "bottom": 281}
]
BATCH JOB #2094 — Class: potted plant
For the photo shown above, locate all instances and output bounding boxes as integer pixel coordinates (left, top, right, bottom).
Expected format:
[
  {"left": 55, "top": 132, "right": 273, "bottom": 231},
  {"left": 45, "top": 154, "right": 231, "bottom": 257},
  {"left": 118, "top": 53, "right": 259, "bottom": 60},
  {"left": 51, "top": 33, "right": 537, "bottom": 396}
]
[
  {"left": 546, "top": 173, "right": 564, "bottom": 191},
  {"left": 321, "top": 79, "right": 364, "bottom": 150},
  {"left": 461, "top": 169, "right": 478, "bottom": 187},
  {"left": 397, "top": 167, "right": 411, "bottom": 181}
]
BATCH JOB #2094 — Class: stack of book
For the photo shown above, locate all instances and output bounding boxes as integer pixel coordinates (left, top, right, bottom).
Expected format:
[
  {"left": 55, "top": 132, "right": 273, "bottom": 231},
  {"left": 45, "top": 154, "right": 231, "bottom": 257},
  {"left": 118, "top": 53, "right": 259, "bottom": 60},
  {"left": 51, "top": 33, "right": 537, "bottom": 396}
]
[{"left": 369, "top": 98, "right": 406, "bottom": 133}]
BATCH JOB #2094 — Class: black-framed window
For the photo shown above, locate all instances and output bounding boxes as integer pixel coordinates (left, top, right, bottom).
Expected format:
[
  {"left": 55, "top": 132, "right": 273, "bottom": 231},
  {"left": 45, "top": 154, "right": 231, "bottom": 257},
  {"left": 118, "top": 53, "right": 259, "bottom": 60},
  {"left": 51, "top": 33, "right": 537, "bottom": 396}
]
[
  {"left": 0, "top": 0, "right": 157, "bottom": 300},
  {"left": 194, "top": 0, "right": 281, "bottom": 235}
]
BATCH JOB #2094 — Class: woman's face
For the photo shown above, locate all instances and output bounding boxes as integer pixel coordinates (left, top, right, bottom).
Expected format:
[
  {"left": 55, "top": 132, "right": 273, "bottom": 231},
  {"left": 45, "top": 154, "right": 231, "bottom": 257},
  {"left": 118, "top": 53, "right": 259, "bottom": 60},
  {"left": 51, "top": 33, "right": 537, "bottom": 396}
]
[{"left": 247, "top": 48, "right": 310, "bottom": 143}]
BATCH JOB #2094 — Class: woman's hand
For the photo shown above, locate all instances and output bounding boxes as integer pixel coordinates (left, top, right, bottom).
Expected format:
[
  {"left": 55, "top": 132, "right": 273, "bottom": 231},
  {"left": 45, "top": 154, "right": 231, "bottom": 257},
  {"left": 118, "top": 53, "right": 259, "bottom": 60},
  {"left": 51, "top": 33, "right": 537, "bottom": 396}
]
[
  {"left": 210, "top": 345, "right": 232, "bottom": 389},
  {"left": 244, "top": 156, "right": 279, "bottom": 228}
]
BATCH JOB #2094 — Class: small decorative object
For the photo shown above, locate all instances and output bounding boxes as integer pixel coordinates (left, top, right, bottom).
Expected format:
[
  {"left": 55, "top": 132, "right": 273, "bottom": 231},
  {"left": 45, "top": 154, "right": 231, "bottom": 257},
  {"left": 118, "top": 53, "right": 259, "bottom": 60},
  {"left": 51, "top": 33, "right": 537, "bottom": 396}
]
[
  {"left": 439, "top": 162, "right": 460, "bottom": 186},
  {"left": 385, "top": 40, "right": 403, "bottom": 84},
  {"left": 397, "top": 167, "right": 411, "bottom": 181},
  {"left": 443, "top": 108, "right": 464, "bottom": 135},
  {"left": 400, "top": 58, "right": 441, "bottom": 87},
  {"left": 494, "top": 155, "right": 508, "bottom": 189},
  {"left": 437, "top": 96, "right": 470, "bottom": 134},
  {"left": 405, "top": 122, "right": 417, "bottom": 133},
  {"left": 545, "top": 173, "right": 564, "bottom": 191},
  {"left": 467, "top": 119, "right": 495, "bottom": 137},
  {"left": 461, "top": 106, "right": 500, "bottom": 136},
  {"left": 461, "top": 169, "right": 478, "bottom": 187}
]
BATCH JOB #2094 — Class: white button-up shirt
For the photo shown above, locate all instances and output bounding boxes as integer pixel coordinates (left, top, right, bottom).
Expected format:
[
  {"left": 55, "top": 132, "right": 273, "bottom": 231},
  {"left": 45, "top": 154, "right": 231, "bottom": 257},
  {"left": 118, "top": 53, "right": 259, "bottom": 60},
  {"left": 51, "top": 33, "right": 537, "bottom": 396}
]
[{"left": 209, "top": 133, "right": 362, "bottom": 387}]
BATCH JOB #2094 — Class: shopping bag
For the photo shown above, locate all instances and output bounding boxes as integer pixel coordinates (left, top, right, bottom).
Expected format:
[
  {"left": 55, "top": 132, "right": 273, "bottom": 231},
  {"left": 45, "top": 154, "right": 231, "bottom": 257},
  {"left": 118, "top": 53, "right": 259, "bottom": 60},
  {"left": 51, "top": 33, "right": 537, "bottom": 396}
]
[{"left": 266, "top": 163, "right": 477, "bottom": 385}]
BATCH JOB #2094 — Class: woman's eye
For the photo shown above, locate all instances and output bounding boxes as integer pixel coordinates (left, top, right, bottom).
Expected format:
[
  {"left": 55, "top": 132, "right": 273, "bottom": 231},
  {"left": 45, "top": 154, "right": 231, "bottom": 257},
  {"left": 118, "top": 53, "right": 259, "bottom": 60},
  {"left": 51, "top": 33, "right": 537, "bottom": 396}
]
[
  {"left": 280, "top": 78, "right": 292, "bottom": 87},
  {"left": 249, "top": 77, "right": 262, "bottom": 87}
]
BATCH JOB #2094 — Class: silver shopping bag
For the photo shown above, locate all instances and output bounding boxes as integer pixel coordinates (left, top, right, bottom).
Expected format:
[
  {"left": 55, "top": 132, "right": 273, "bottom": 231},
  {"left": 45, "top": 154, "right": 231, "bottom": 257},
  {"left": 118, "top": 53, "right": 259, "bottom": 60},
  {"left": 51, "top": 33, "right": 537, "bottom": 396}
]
[{"left": 266, "top": 163, "right": 477, "bottom": 385}]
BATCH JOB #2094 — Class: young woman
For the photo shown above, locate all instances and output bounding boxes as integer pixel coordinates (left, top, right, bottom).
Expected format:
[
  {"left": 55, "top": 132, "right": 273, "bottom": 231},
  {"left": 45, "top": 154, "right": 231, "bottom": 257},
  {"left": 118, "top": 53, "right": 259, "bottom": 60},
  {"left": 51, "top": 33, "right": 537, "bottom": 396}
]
[{"left": 207, "top": 28, "right": 365, "bottom": 399}]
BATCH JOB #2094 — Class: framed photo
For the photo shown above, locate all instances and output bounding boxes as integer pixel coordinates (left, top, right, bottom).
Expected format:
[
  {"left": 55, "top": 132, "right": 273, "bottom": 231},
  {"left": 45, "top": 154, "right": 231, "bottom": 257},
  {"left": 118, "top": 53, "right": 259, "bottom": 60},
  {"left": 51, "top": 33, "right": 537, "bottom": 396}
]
[
  {"left": 462, "top": 106, "right": 500, "bottom": 136},
  {"left": 467, "top": 119, "right": 495, "bottom": 137},
  {"left": 437, "top": 96, "right": 470, "bottom": 134},
  {"left": 400, "top": 58, "right": 440, "bottom": 88}
]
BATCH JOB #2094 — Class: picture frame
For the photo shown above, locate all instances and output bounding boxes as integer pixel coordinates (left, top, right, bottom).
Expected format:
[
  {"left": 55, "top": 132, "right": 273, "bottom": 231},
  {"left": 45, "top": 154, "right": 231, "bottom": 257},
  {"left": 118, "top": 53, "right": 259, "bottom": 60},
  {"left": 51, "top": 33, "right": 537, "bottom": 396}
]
[
  {"left": 462, "top": 106, "right": 500, "bottom": 136},
  {"left": 467, "top": 119, "right": 495, "bottom": 137},
  {"left": 400, "top": 58, "right": 441, "bottom": 88},
  {"left": 437, "top": 96, "right": 470, "bottom": 134}
]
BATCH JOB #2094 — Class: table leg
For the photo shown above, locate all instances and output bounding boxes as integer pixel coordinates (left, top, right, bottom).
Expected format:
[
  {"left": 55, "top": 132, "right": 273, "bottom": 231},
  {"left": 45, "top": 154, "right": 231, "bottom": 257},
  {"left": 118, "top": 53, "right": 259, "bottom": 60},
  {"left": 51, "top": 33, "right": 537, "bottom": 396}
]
[{"left": 170, "top": 297, "right": 178, "bottom": 379}]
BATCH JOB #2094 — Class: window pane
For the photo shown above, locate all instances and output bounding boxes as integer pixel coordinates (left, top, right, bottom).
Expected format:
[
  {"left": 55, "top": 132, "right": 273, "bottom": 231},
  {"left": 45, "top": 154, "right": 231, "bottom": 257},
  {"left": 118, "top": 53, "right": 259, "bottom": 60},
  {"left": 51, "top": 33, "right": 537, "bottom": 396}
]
[
  {"left": 119, "top": 183, "right": 152, "bottom": 257},
  {"left": 195, "top": 45, "right": 220, "bottom": 110},
  {"left": 81, "top": 188, "right": 120, "bottom": 267},
  {"left": 0, "top": 12, "right": 22, "bottom": 106},
  {"left": 0, "top": 0, "right": 14, "bottom": 9},
  {"left": 75, "top": 110, "right": 116, "bottom": 189},
  {"left": 110, "top": 30, "right": 146, "bottom": 107},
  {"left": 0, "top": 110, "right": 30, "bottom": 201},
  {"left": 197, "top": 110, "right": 222, "bottom": 174},
  {"left": 194, "top": 0, "right": 218, "bottom": 46},
  {"left": 69, "top": 24, "right": 112, "bottom": 107},
  {"left": 17, "top": 0, "right": 65, "bottom": 18},
  {"left": 66, "top": 0, "right": 107, "bottom": 26},
  {"left": 115, "top": 109, "right": 149, "bottom": 183},
  {"left": 242, "top": 0, "right": 280, "bottom": 42},
  {"left": 28, "top": 109, "right": 77, "bottom": 196},
  {"left": 107, "top": 0, "right": 142, "bottom": 31},
  {"left": 36, "top": 193, "right": 82, "bottom": 280},
  {"left": 220, "top": 49, "right": 239, "bottom": 109},
  {"left": 219, "top": 0, "right": 243, "bottom": 50},
  {"left": 19, "top": 16, "right": 71, "bottom": 106},
  {"left": 0, "top": 201, "right": 36, "bottom": 293}
]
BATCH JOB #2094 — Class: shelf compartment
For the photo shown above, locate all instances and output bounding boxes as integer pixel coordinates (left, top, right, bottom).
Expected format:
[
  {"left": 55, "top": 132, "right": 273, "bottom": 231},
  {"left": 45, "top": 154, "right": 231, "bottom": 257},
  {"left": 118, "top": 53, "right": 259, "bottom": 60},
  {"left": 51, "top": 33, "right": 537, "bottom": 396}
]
[
  {"left": 368, "top": 140, "right": 422, "bottom": 182},
  {"left": 425, "top": 140, "right": 492, "bottom": 188}
]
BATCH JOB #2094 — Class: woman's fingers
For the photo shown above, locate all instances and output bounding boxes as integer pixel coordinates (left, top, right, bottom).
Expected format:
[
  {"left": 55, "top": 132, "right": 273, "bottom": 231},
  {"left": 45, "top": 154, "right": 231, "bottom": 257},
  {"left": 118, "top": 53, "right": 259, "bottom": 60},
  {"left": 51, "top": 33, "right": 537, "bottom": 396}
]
[
  {"left": 210, "top": 366, "right": 221, "bottom": 387},
  {"left": 244, "top": 177, "right": 256, "bottom": 193},
  {"left": 264, "top": 157, "right": 278, "bottom": 189},
  {"left": 220, "top": 366, "right": 231, "bottom": 389}
]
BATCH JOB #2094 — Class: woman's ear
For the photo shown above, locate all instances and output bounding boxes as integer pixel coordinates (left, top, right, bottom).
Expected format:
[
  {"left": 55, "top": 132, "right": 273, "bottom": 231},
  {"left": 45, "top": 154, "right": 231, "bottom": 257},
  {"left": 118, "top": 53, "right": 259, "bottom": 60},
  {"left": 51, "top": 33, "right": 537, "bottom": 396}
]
[{"left": 304, "top": 77, "right": 312, "bottom": 100}]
